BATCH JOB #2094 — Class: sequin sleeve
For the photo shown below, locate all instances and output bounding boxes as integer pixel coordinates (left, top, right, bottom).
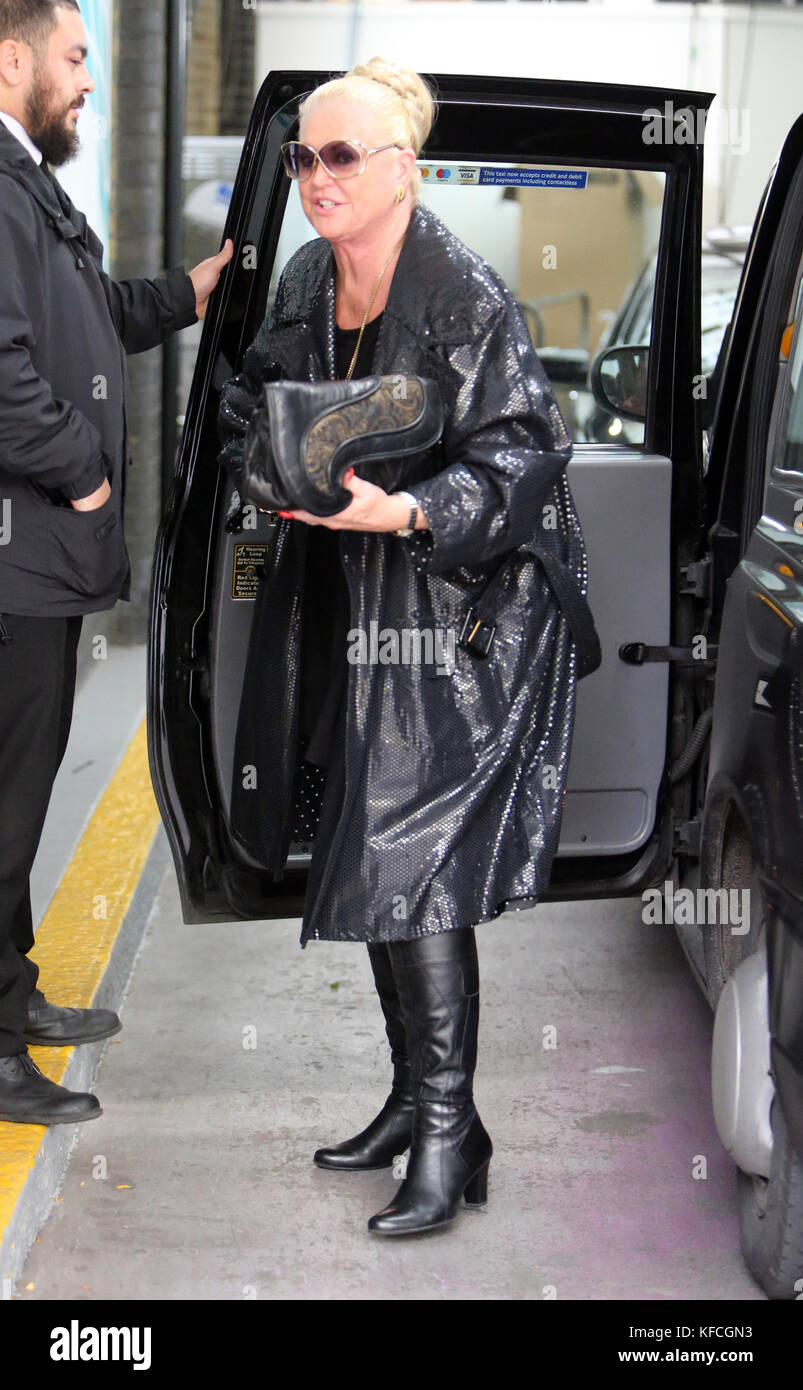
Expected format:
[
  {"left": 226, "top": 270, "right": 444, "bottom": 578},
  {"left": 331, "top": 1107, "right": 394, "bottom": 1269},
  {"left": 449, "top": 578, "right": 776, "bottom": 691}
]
[
  {"left": 217, "top": 313, "right": 287, "bottom": 497},
  {"left": 216, "top": 265, "right": 297, "bottom": 493},
  {"left": 404, "top": 296, "right": 573, "bottom": 574}
]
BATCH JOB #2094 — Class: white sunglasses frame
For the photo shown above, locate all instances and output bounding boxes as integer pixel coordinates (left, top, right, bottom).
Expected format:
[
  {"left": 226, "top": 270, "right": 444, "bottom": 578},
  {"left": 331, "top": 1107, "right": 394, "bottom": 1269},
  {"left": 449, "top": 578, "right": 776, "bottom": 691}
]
[{"left": 280, "top": 139, "right": 405, "bottom": 181}]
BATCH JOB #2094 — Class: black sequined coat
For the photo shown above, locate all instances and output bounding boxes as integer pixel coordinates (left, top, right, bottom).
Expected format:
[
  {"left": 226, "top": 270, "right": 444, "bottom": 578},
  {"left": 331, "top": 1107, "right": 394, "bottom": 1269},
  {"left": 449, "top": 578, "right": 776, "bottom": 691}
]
[{"left": 218, "top": 201, "right": 589, "bottom": 946}]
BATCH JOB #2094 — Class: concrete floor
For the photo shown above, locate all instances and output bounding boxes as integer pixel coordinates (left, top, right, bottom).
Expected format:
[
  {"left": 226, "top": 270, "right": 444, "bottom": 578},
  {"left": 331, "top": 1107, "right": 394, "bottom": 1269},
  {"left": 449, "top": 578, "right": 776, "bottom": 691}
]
[{"left": 18, "top": 870, "right": 764, "bottom": 1301}]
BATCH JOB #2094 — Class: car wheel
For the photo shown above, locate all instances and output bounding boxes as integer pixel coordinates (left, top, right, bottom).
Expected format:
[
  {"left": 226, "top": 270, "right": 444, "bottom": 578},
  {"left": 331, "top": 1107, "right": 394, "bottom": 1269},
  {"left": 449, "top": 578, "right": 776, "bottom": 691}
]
[
  {"left": 702, "top": 805, "right": 766, "bottom": 1007},
  {"left": 739, "top": 1097, "right": 803, "bottom": 1300}
]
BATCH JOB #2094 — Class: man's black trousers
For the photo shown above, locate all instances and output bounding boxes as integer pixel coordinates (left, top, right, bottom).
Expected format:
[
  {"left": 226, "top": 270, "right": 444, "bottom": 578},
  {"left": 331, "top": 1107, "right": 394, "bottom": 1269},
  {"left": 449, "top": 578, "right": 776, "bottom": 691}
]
[{"left": 0, "top": 613, "right": 82, "bottom": 1056}]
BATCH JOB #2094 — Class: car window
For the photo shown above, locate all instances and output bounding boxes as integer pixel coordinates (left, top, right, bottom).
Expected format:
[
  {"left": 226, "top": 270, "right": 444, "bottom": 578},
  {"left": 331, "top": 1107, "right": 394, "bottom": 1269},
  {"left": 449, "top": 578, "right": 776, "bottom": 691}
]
[
  {"left": 770, "top": 251, "right": 803, "bottom": 480},
  {"left": 700, "top": 257, "right": 745, "bottom": 377},
  {"left": 268, "top": 159, "right": 667, "bottom": 448},
  {"left": 608, "top": 264, "right": 656, "bottom": 350},
  {"left": 611, "top": 255, "right": 742, "bottom": 374}
]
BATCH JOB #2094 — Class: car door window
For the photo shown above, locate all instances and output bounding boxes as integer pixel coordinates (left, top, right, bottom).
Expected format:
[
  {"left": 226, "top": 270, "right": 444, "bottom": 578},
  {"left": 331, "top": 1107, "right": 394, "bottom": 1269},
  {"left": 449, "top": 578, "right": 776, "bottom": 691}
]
[
  {"left": 769, "top": 252, "right": 803, "bottom": 480},
  {"left": 268, "top": 160, "right": 667, "bottom": 448}
]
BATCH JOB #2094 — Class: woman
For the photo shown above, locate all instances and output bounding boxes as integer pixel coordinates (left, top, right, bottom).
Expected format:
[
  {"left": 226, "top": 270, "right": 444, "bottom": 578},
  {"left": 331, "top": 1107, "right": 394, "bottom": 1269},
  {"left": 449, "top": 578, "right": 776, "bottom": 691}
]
[{"left": 218, "top": 58, "right": 590, "bottom": 1236}]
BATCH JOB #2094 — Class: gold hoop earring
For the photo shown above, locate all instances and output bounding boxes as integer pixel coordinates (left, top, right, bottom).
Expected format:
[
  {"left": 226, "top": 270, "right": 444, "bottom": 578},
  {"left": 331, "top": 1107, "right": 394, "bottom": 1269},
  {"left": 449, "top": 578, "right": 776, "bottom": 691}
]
[{"left": 395, "top": 184, "right": 406, "bottom": 205}]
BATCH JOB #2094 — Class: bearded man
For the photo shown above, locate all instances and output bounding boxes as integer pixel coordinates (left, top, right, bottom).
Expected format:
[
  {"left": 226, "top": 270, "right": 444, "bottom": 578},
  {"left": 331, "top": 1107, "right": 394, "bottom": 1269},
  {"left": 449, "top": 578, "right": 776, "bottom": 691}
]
[{"left": 0, "top": 0, "right": 232, "bottom": 1123}]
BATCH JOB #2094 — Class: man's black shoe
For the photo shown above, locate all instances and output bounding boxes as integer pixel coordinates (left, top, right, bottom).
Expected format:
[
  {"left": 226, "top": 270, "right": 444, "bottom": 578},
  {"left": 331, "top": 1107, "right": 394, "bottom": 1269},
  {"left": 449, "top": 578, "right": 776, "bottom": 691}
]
[
  {"left": 24, "top": 989, "right": 122, "bottom": 1047},
  {"left": 0, "top": 1051, "right": 102, "bottom": 1125}
]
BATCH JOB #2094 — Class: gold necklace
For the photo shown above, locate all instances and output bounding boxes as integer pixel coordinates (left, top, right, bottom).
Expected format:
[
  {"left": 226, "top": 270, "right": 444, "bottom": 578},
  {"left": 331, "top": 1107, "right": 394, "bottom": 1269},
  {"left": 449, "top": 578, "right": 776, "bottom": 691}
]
[{"left": 341, "top": 230, "right": 407, "bottom": 380}]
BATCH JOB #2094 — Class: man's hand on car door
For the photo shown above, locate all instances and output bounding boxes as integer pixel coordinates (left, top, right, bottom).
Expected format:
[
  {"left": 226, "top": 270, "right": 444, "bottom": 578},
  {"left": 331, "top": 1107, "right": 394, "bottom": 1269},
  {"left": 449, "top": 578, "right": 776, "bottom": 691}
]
[{"left": 190, "top": 238, "right": 235, "bottom": 320}]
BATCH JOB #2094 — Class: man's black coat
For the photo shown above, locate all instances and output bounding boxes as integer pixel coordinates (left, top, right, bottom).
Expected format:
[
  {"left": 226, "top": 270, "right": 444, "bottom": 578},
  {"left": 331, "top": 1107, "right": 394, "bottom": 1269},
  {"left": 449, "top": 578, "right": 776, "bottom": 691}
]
[{"left": 0, "top": 122, "right": 198, "bottom": 616}]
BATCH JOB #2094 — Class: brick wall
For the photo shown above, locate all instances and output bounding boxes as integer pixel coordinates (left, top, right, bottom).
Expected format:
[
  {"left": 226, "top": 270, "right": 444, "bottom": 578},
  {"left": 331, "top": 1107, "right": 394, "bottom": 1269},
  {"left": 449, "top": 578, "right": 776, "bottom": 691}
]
[{"left": 186, "top": 0, "right": 221, "bottom": 135}]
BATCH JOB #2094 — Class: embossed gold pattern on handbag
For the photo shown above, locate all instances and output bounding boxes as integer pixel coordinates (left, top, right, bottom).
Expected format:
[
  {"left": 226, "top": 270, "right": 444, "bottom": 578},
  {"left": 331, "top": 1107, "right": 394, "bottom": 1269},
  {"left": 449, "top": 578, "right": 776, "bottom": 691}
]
[{"left": 242, "top": 375, "right": 443, "bottom": 516}]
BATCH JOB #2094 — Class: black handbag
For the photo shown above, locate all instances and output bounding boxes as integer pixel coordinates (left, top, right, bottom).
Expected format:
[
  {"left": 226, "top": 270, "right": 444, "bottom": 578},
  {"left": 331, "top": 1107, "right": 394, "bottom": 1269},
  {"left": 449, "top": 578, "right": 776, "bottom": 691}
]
[{"left": 241, "top": 374, "right": 444, "bottom": 517}]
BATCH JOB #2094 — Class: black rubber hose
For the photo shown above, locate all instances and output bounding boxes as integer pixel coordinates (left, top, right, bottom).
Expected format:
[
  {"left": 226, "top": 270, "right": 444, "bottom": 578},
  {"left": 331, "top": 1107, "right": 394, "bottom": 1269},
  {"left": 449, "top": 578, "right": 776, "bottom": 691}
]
[{"left": 668, "top": 706, "right": 714, "bottom": 785}]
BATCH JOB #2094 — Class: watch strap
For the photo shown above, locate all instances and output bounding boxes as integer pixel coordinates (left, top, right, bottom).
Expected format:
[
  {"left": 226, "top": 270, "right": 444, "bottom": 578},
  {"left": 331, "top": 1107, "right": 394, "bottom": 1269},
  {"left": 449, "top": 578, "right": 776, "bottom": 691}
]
[{"left": 393, "top": 490, "right": 418, "bottom": 536}]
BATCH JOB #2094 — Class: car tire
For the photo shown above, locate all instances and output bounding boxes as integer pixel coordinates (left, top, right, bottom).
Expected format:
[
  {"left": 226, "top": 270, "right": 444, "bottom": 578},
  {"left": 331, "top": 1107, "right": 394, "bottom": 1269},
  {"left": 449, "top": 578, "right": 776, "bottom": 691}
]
[
  {"left": 702, "top": 805, "right": 766, "bottom": 1008},
  {"left": 739, "top": 1097, "right": 803, "bottom": 1300}
]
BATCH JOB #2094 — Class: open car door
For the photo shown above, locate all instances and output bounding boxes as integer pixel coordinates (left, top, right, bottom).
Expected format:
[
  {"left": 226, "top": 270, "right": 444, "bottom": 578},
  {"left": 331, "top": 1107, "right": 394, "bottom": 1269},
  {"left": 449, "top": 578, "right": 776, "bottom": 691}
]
[{"left": 148, "top": 72, "right": 712, "bottom": 922}]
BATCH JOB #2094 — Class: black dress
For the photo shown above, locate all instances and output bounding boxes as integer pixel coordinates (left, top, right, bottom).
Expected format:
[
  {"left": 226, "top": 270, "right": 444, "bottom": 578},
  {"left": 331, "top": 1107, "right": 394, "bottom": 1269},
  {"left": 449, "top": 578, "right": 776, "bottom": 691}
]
[{"left": 289, "top": 313, "right": 383, "bottom": 844}]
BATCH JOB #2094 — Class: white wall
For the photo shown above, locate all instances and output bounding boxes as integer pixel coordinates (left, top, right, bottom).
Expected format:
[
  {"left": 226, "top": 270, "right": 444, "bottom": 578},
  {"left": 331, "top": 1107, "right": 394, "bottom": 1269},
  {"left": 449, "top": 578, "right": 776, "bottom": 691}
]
[
  {"left": 255, "top": 0, "right": 803, "bottom": 231},
  {"left": 58, "top": 0, "right": 112, "bottom": 258}
]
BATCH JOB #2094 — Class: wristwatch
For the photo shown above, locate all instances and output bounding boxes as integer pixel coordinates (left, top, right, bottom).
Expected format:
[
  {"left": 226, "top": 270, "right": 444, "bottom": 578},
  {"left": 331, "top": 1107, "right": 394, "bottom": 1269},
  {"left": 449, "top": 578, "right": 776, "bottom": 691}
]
[{"left": 393, "top": 490, "right": 419, "bottom": 537}]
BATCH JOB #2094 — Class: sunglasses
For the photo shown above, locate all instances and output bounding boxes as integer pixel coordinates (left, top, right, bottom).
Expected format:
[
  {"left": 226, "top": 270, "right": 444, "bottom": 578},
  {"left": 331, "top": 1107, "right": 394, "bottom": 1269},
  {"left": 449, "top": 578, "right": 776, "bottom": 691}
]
[{"left": 281, "top": 139, "right": 404, "bottom": 182}]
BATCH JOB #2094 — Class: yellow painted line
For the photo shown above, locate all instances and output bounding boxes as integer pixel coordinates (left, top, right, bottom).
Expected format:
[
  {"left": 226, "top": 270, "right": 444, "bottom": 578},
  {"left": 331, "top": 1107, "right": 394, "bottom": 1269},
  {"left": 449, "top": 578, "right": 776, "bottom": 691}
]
[{"left": 0, "top": 717, "right": 159, "bottom": 1243}]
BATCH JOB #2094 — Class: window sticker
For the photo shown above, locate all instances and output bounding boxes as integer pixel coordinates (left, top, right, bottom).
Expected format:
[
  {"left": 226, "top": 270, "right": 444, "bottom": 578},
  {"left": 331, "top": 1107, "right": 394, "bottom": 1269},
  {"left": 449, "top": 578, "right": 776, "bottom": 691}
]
[{"left": 418, "top": 164, "right": 588, "bottom": 189}]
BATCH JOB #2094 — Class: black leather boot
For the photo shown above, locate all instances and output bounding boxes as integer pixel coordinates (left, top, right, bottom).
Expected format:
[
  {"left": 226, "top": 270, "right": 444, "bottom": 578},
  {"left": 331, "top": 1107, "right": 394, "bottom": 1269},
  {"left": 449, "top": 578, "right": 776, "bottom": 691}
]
[
  {"left": 0, "top": 1050, "right": 102, "bottom": 1125},
  {"left": 313, "top": 942, "right": 418, "bottom": 1171},
  {"left": 368, "top": 928, "right": 492, "bottom": 1235}
]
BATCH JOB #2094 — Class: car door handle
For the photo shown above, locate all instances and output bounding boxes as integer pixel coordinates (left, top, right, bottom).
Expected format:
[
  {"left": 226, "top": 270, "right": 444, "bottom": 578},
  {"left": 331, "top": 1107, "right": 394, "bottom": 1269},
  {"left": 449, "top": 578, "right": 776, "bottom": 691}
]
[{"left": 619, "top": 641, "right": 718, "bottom": 666}]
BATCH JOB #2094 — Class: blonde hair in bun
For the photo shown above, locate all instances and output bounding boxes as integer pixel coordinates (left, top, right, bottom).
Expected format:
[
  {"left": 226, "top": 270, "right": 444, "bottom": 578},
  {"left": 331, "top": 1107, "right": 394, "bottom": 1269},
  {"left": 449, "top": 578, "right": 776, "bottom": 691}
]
[{"left": 298, "top": 57, "right": 437, "bottom": 201}]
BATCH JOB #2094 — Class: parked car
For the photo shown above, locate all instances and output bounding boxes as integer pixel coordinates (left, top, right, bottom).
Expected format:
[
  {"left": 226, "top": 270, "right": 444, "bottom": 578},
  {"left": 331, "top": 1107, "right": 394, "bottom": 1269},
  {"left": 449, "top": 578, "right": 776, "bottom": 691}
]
[
  {"left": 576, "top": 228, "right": 749, "bottom": 445},
  {"left": 147, "top": 71, "right": 803, "bottom": 1299}
]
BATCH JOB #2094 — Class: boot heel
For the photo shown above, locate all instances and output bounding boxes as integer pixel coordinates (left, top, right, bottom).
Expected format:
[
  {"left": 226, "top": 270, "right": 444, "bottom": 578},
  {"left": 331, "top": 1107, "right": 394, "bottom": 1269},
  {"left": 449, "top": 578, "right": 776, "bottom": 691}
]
[{"left": 464, "top": 1159, "right": 490, "bottom": 1206}]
